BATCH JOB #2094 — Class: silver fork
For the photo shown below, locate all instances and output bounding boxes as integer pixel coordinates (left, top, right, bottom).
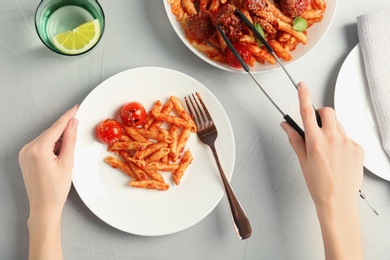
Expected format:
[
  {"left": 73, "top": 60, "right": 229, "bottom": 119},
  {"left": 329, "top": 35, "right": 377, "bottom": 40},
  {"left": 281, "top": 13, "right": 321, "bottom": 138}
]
[{"left": 185, "top": 92, "right": 252, "bottom": 240}]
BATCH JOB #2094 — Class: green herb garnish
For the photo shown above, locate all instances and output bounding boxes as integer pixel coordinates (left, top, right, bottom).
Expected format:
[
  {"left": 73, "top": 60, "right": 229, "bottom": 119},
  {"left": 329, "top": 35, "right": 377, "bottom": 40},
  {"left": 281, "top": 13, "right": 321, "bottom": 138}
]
[
  {"left": 254, "top": 22, "right": 265, "bottom": 47},
  {"left": 293, "top": 16, "right": 308, "bottom": 32}
]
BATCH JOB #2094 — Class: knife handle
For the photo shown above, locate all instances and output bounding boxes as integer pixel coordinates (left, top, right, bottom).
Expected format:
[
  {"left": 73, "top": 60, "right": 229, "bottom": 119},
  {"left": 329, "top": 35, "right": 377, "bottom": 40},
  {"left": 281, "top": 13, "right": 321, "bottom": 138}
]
[{"left": 284, "top": 114, "right": 305, "bottom": 140}]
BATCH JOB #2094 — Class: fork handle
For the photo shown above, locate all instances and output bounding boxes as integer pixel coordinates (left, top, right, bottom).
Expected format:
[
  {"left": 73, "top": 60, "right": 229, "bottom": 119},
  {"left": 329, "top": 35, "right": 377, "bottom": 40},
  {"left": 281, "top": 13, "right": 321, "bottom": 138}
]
[{"left": 209, "top": 143, "right": 252, "bottom": 240}]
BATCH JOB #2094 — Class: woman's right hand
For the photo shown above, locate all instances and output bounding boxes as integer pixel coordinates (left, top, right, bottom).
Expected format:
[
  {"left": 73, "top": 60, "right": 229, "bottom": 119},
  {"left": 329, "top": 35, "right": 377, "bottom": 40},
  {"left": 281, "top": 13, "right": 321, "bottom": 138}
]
[
  {"left": 281, "top": 82, "right": 364, "bottom": 209},
  {"left": 281, "top": 82, "right": 364, "bottom": 260}
]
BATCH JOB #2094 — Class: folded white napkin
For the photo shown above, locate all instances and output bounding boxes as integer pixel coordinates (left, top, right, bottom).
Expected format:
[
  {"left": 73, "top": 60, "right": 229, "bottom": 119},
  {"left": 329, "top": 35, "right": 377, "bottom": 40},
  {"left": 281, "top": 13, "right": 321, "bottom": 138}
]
[{"left": 357, "top": 9, "right": 390, "bottom": 158}]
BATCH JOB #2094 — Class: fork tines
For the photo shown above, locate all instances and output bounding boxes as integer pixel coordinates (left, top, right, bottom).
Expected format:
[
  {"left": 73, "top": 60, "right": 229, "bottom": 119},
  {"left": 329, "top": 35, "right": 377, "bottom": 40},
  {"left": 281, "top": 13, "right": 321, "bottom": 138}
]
[{"left": 185, "top": 92, "right": 213, "bottom": 129}]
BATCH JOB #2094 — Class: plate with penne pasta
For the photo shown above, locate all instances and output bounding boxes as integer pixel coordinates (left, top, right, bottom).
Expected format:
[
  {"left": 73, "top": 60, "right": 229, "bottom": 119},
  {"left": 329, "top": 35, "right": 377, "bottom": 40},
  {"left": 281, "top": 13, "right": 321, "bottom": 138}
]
[
  {"left": 164, "top": 0, "right": 336, "bottom": 72},
  {"left": 72, "top": 67, "right": 235, "bottom": 236}
]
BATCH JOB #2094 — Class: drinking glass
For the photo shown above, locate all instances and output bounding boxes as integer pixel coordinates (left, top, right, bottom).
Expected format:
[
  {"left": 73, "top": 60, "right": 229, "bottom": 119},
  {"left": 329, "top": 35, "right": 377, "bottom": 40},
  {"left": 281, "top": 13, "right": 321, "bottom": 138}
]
[{"left": 35, "top": 0, "right": 105, "bottom": 56}]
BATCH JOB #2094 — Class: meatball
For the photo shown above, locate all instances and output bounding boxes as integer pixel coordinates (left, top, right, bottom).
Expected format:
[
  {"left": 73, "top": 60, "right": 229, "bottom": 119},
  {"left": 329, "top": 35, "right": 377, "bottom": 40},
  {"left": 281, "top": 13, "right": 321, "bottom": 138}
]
[
  {"left": 242, "top": 0, "right": 266, "bottom": 13},
  {"left": 185, "top": 11, "right": 216, "bottom": 40},
  {"left": 280, "top": 0, "right": 310, "bottom": 18},
  {"left": 212, "top": 4, "right": 243, "bottom": 42}
]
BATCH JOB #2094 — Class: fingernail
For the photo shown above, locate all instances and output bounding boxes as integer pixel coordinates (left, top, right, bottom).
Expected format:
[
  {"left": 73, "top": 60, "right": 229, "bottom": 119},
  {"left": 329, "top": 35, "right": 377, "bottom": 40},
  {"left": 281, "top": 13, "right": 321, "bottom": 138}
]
[
  {"left": 280, "top": 122, "right": 287, "bottom": 132},
  {"left": 71, "top": 118, "right": 79, "bottom": 130}
]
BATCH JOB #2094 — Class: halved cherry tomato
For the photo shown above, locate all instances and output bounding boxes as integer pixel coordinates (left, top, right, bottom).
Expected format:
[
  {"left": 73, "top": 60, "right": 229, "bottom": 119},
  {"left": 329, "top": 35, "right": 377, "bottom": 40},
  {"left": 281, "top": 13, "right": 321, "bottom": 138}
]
[
  {"left": 120, "top": 101, "right": 146, "bottom": 127},
  {"left": 96, "top": 118, "right": 123, "bottom": 144},
  {"left": 225, "top": 43, "right": 252, "bottom": 68}
]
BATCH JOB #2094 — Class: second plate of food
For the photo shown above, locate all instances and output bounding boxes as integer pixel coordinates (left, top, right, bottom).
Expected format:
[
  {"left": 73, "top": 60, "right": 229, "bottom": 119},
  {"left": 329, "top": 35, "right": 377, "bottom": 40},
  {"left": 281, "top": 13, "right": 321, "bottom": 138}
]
[{"left": 163, "top": 0, "right": 337, "bottom": 73}]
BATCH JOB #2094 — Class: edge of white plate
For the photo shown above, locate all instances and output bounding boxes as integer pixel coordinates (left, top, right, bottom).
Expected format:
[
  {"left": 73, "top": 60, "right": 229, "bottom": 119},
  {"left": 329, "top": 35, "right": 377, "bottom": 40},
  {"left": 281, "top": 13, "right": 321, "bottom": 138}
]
[{"left": 334, "top": 44, "right": 390, "bottom": 181}]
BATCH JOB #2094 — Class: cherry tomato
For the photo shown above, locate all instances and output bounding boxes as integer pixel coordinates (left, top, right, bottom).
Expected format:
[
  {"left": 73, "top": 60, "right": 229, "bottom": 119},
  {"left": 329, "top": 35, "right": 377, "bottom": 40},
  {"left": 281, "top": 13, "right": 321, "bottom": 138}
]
[
  {"left": 225, "top": 43, "right": 252, "bottom": 68},
  {"left": 120, "top": 101, "right": 146, "bottom": 127},
  {"left": 96, "top": 118, "right": 123, "bottom": 144}
]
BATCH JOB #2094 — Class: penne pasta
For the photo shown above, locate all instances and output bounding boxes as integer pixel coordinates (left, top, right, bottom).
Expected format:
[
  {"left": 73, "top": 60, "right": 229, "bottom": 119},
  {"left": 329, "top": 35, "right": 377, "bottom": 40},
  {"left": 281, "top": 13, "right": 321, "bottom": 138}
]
[
  {"left": 173, "top": 150, "right": 193, "bottom": 185},
  {"left": 101, "top": 95, "right": 195, "bottom": 191},
  {"left": 130, "top": 180, "right": 169, "bottom": 191}
]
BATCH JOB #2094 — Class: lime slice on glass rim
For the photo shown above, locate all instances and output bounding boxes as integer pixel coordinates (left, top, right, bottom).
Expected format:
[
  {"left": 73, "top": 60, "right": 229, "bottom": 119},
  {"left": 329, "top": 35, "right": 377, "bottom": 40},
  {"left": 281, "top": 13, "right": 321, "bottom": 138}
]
[{"left": 51, "top": 19, "right": 101, "bottom": 55}]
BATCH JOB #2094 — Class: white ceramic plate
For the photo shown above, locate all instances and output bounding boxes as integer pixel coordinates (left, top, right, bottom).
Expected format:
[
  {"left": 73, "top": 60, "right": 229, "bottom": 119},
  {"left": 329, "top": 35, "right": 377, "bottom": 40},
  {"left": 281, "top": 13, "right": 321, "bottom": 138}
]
[
  {"left": 72, "top": 67, "right": 236, "bottom": 235},
  {"left": 163, "top": 0, "right": 337, "bottom": 73},
  {"left": 334, "top": 44, "right": 390, "bottom": 181}
]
